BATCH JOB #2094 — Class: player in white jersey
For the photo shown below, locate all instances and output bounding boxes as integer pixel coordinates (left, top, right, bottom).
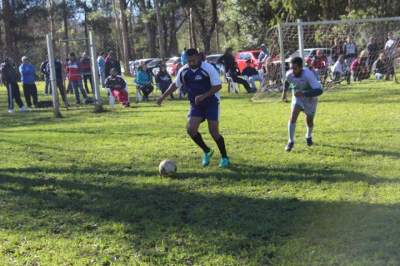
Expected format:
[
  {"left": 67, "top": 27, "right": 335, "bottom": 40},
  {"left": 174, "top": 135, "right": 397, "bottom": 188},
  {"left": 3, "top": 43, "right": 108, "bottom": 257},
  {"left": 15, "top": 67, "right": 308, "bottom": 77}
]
[{"left": 282, "top": 57, "right": 324, "bottom": 152}]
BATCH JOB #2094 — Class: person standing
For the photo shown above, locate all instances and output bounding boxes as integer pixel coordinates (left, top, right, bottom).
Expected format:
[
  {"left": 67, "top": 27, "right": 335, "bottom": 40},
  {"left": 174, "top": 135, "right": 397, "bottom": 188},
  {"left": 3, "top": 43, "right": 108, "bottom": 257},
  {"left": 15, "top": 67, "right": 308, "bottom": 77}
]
[
  {"left": 47, "top": 58, "right": 70, "bottom": 107},
  {"left": 384, "top": 31, "right": 397, "bottom": 80},
  {"left": 157, "top": 48, "right": 230, "bottom": 168},
  {"left": 97, "top": 51, "right": 106, "bottom": 88},
  {"left": 1, "top": 58, "right": 25, "bottom": 113},
  {"left": 40, "top": 60, "right": 51, "bottom": 95},
  {"left": 66, "top": 52, "right": 89, "bottom": 104},
  {"left": 181, "top": 48, "right": 188, "bottom": 66},
  {"left": 366, "top": 37, "right": 379, "bottom": 70},
  {"left": 104, "top": 50, "right": 121, "bottom": 77},
  {"left": 343, "top": 35, "right": 358, "bottom": 65},
  {"left": 19, "top": 56, "right": 39, "bottom": 109},
  {"left": 80, "top": 52, "right": 93, "bottom": 94},
  {"left": 331, "top": 37, "right": 343, "bottom": 63},
  {"left": 258, "top": 44, "right": 269, "bottom": 65}
]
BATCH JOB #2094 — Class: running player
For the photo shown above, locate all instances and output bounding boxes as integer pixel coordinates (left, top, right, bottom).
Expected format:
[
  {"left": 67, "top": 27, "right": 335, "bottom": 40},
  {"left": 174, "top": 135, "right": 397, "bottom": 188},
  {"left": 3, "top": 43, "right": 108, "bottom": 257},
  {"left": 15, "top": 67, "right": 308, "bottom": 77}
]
[
  {"left": 282, "top": 57, "right": 323, "bottom": 152},
  {"left": 157, "top": 49, "right": 230, "bottom": 168}
]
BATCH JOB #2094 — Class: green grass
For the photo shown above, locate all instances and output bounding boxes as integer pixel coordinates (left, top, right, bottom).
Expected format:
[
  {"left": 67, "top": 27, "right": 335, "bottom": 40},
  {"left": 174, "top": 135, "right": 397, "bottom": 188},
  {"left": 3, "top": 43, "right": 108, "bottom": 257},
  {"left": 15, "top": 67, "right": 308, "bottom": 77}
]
[{"left": 0, "top": 80, "right": 399, "bottom": 265}]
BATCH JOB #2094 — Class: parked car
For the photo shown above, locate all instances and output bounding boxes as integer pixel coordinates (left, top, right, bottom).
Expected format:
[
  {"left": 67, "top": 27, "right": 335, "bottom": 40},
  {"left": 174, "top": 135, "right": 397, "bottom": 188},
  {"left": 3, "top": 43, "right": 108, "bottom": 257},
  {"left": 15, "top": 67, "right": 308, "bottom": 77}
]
[
  {"left": 147, "top": 58, "right": 163, "bottom": 76},
  {"left": 166, "top": 56, "right": 181, "bottom": 76},
  {"left": 206, "top": 54, "right": 224, "bottom": 74},
  {"left": 130, "top": 58, "right": 157, "bottom": 76},
  {"left": 235, "top": 50, "right": 261, "bottom": 73},
  {"left": 286, "top": 48, "right": 333, "bottom": 64}
]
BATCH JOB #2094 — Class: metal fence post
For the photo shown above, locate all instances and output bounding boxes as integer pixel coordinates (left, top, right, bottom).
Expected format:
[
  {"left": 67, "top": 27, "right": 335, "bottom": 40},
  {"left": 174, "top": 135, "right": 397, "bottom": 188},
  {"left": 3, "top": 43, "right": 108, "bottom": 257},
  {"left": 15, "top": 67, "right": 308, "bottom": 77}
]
[
  {"left": 89, "top": 30, "right": 104, "bottom": 112},
  {"left": 46, "top": 33, "right": 62, "bottom": 118}
]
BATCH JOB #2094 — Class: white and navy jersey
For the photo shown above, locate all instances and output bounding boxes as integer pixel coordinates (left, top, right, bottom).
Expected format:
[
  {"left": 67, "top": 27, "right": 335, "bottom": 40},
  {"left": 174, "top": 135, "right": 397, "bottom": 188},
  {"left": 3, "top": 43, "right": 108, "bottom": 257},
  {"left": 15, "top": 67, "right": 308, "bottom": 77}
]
[
  {"left": 286, "top": 68, "right": 321, "bottom": 93},
  {"left": 175, "top": 61, "right": 222, "bottom": 105}
]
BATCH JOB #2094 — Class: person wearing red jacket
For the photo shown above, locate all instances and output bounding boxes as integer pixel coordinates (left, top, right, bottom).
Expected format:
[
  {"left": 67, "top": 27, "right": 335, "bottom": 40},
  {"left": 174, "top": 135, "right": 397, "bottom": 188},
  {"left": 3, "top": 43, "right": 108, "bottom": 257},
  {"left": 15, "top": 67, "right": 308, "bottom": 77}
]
[
  {"left": 66, "top": 52, "right": 88, "bottom": 104},
  {"left": 80, "top": 52, "right": 93, "bottom": 94}
]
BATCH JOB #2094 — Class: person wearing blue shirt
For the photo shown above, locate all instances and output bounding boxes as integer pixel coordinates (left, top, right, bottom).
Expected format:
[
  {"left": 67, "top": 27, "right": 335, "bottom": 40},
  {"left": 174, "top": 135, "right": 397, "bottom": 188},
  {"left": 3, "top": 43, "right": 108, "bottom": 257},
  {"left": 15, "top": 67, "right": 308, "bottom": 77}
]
[
  {"left": 19, "top": 56, "right": 39, "bottom": 109},
  {"left": 157, "top": 48, "right": 230, "bottom": 168},
  {"left": 134, "top": 62, "right": 153, "bottom": 101},
  {"left": 45, "top": 59, "right": 70, "bottom": 107},
  {"left": 181, "top": 48, "right": 188, "bottom": 65}
]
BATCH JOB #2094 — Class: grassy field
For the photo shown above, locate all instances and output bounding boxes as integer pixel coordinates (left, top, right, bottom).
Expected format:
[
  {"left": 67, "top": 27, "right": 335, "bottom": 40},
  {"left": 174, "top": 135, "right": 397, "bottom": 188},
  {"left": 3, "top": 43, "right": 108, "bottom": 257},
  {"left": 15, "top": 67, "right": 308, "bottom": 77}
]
[{"left": 0, "top": 79, "right": 399, "bottom": 265}]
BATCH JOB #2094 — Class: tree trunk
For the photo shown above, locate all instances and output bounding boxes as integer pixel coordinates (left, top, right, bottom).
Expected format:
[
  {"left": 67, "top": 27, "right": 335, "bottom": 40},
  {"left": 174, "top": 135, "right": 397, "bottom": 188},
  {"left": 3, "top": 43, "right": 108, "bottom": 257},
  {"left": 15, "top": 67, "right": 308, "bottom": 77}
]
[
  {"left": 112, "top": 0, "right": 123, "bottom": 59},
  {"left": 168, "top": 10, "right": 179, "bottom": 55},
  {"left": 83, "top": 10, "right": 90, "bottom": 52},
  {"left": 154, "top": 0, "right": 166, "bottom": 59},
  {"left": 119, "top": 0, "right": 130, "bottom": 75},
  {"left": 139, "top": 0, "right": 156, "bottom": 57},
  {"left": 192, "top": 0, "right": 218, "bottom": 54},
  {"left": 127, "top": 4, "right": 136, "bottom": 58},
  {"left": 189, "top": 8, "right": 198, "bottom": 48},
  {"left": 62, "top": 0, "right": 69, "bottom": 58},
  {"left": 2, "top": 0, "right": 16, "bottom": 59}
]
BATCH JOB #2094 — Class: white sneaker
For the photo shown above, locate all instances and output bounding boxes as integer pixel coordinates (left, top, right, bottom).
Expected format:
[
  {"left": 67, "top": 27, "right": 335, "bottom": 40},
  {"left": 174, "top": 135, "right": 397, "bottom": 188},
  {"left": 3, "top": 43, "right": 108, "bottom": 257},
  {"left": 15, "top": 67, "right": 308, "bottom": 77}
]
[
  {"left": 8, "top": 109, "right": 14, "bottom": 113},
  {"left": 19, "top": 106, "right": 26, "bottom": 112},
  {"left": 26, "top": 107, "right": 32, "bottom": 111}
]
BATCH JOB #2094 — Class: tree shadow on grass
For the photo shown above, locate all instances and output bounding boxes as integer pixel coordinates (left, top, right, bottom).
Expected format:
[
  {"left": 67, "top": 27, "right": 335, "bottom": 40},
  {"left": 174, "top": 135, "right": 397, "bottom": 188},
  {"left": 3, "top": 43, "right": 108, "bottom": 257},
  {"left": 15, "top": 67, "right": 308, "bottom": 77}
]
[
  {"left": 0, "top": 168, "right": 399, "bottom": 264},
  {"left": 319, "top": 143, "right": 400, "bottom": 159}
]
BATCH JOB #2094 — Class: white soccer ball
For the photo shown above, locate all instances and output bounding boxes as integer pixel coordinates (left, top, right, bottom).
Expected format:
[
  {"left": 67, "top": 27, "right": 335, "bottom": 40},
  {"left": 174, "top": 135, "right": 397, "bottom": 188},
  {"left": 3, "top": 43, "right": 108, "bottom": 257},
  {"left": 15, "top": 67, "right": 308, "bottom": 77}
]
[{"left": 159, "top": 160, "right": 177, "bottom": 176}]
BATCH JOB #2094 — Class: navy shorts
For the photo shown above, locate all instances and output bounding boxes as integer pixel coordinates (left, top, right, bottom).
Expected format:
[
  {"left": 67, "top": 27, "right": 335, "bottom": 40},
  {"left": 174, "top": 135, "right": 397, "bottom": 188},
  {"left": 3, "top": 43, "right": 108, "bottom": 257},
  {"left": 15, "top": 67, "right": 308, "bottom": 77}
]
[{"left": 188, "top": 101, "right": 220, "bottom": 121}]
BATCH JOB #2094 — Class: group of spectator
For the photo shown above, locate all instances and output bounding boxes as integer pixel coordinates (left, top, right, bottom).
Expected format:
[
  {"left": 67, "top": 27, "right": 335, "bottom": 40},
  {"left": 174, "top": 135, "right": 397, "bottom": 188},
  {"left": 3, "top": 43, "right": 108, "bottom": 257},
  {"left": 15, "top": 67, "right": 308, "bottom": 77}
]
[
  {"left": 308, "top": 32, "right": 398, "bottom": 85},
  {"left": 1, "top": 31, "right": 398, "bottom": 113}
]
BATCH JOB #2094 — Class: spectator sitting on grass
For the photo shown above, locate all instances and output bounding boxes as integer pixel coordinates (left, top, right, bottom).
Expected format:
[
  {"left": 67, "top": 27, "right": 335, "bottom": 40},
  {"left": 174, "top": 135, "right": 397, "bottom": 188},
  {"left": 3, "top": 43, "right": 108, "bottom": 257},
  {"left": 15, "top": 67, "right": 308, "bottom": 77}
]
[
  {"left": 351, "top": 50, "right": 369, "bottom": 82},
  {"left": 372, "top": 53, "right": 386, "bottom": 80},
  {"left": 242, "top": 59, "right": 262, "bottom": 91},
  {"left": 332, "top": 55, "right": 350, "bottom": 84},
  {"left": 134, "top": 62, "right": 153, "bottom": 101},
  {"left": 155, "top": 64, "right": 173, "bottom": 98}
]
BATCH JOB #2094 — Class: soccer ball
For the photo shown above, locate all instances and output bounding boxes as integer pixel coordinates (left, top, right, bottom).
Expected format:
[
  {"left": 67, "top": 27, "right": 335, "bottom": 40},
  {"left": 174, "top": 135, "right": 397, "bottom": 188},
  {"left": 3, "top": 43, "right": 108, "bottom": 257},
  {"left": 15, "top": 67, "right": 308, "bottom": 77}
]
[{"left": 159, "top": 160, "right": 177, "bottom": 176}]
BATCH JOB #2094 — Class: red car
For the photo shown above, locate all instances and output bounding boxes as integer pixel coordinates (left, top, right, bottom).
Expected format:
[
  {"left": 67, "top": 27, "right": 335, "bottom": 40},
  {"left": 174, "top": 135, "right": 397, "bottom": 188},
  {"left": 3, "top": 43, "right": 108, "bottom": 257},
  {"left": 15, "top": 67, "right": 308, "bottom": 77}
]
[{"left": 235, "top": 50, "right": 261, "bottom": 73}]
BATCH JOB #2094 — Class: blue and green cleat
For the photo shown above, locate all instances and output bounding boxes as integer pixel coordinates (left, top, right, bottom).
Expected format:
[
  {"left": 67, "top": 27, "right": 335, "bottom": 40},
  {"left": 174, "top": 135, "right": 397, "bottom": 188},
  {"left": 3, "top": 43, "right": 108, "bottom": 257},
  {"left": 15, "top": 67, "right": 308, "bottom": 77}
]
[
  {"left": 202, "top": 149, "right": 214, "bottom": 167},
  {"left": 218, "top": 157, "right": 230, "bottom": 168}
]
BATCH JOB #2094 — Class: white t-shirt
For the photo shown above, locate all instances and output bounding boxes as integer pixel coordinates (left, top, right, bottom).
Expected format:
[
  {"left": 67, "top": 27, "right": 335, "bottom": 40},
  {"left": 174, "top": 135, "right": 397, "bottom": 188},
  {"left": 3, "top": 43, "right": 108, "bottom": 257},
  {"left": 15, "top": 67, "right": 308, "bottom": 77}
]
[
  {"left": 286, "top": 68, "right": 321, "bottom": 93},
  {"left": 385, "top": 39, "right": 395, "bottom": 50},
  {"left": 333, "top": 61, "right": 344, "bottom": 74}
]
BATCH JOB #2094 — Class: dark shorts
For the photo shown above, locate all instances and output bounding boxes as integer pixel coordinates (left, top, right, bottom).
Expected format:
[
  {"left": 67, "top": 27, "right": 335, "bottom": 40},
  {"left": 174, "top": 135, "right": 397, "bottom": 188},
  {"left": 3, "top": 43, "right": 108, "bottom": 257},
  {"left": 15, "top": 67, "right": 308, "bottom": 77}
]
[{"left": 188, "top": 101, "right": 220, "bottom": 121}]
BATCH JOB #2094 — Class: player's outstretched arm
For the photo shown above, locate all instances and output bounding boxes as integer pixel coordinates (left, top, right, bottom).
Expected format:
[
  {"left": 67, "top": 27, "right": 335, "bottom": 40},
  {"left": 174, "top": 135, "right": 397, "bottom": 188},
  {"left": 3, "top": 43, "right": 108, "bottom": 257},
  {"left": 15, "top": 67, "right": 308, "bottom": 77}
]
[{"left": 157, "top": 82, "right": 177, "bottom": 106}]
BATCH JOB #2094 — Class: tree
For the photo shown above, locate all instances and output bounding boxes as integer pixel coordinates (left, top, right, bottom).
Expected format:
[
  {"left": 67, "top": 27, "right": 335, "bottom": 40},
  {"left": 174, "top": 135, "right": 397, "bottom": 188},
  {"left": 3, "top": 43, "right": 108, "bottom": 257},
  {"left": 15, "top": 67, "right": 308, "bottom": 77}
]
[
  {"left": 118, "top": 0, "right": 131, "bottom": 74},
  {"left": 138, "top": 0, "right": 157, "bottom": 57},
  {"left": 191, "top": 0, "right": 218, "bottom": 53},
  {"left": 2, "top": 0, "right": 16, "bottom": 59},
  {"left": 154, "top": 0, "right": 166, "bottom": 58}
]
